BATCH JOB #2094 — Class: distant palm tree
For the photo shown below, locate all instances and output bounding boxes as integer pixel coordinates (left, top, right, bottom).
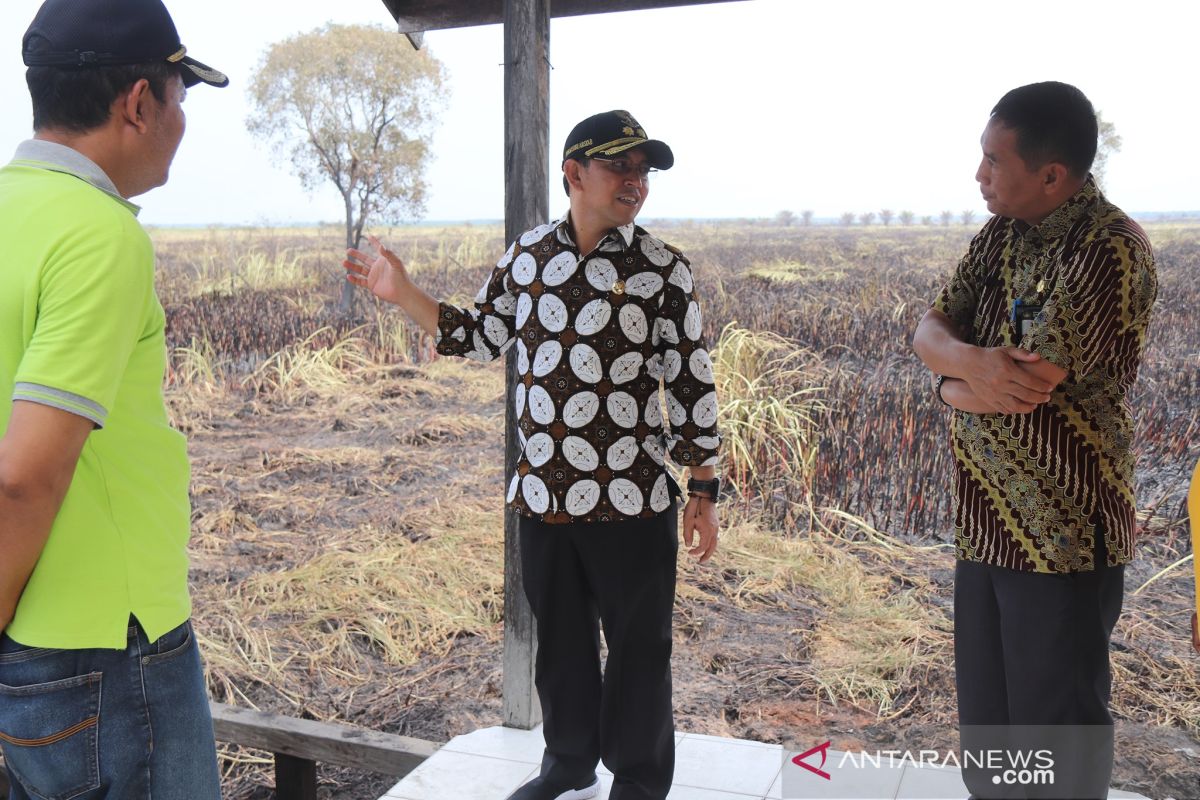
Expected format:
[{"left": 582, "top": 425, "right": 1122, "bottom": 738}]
[{"left": 960, "top": 209, "right": 976, "bottom": 226}]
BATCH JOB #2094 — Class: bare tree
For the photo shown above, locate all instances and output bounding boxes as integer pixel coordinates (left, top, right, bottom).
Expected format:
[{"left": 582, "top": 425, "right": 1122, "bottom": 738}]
[
  {"left": 960, "top": 209, "right": 976, "bottom": 226},
  {"left": 840, "top": 212, "right": 856, "bottom": 226},
  {"left": 1093, "top": 111, "right": 1122, "bottom": 190},
  {"left": 940, "top": 210, "right": 954, "bottom": 226},
  {"left": 801, "top": 209, "right": 814, "bottom": 226},
  {"left": 774, "top": 209, "right": 797, "bottom": 227},
  {"left": 898, "top": 210, "right": 914, "bottom": 225},
  {"left": 248, "top": 24, "right": 447, "bottom": 313},
  {"left": 859, "top": 211, "right": 876, "bottom": 226},
  {"left": 879, "top": 209, "right": 894, "bottom": 226}
]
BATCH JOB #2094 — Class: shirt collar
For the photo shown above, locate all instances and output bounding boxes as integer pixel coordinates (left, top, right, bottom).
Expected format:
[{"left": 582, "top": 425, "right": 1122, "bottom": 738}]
[
  {"left": 615, "top": 222, "right": 635, "bottom": 247},
  {"left": 557, "top": 213, "right": 637, "bottom": 251},
  {"left": 1015, "top": 175, "right": 1099, "bottom": 244},
  {"left": 10, "top": 139, "right": 140, "bottom": 215}
]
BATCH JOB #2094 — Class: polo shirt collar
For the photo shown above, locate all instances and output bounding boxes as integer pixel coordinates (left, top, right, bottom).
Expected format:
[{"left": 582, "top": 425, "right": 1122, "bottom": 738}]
[{"left": 11, "top": 139, "right": 140, "bottom": 215}]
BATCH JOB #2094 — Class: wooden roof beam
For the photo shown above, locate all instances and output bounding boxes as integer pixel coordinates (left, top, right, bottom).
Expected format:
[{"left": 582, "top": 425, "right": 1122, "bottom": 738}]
[{"left": 382, "top": 0, "right": 743, "bottom": 35}]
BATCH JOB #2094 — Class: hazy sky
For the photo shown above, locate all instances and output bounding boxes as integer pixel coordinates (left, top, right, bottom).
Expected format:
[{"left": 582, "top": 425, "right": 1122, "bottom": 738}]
[{"left": 1, "top": 0, "right": 1195, "bottom": 225}]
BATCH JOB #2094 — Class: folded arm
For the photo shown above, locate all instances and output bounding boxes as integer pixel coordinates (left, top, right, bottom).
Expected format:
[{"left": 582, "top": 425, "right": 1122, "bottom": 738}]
[
  {"left": 937, "top": 357, "right": 1067, "bottom": 414},
  {"left": 914, "top": 309, "right": 1064, "bottom": 414}
]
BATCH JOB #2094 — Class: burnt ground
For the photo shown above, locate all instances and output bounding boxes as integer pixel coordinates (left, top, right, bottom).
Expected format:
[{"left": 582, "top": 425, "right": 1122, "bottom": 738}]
[{"left": 171, "top": 359, "right": 1200, "bottom": 800}]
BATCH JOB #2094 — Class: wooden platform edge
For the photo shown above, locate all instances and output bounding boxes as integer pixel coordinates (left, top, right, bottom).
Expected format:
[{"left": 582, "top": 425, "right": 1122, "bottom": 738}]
[
  {"left": 0, "top": 705, "right": 438, "bottom": 799},
  {"left": 210, "top": 702, "right": 441, "bottom": 776}
]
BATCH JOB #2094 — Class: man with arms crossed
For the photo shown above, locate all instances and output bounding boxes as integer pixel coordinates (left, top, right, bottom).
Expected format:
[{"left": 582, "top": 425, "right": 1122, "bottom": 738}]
[
  {"left": 0, "top": 1, "right": 227, "bottom": 797},
  {"left": 345, "top": 110, "right": 721, "bottom": 800},
  {"left": 913, "top": 82, "right": 1156, "bottom": 799}
]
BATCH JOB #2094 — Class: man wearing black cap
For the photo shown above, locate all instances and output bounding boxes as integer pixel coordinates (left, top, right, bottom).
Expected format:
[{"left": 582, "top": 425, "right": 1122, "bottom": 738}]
[
  {"left": 344, "top": 110, "right": 722, "bottom": 800},
  {"left": 0, "top": 1, "right": 226, "bottom": 798}
]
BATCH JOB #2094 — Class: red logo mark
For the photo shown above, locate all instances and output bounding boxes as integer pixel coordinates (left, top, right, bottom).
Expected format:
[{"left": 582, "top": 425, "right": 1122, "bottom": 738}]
[{"left": 792, "top": 740, "right": 832, "bottom": 780}]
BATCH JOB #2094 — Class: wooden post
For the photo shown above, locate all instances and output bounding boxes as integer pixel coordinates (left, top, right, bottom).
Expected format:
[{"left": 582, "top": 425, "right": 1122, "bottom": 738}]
[
  {"left": 501, "top": 0, "right": 549, "bottom": 730},
  {"left": 275, "top": 753, "right": 317, "bottom": 800}
]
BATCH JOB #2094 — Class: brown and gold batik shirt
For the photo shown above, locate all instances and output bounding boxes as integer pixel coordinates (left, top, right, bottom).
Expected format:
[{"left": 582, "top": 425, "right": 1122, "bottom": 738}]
[
  {"left": 934, "top": 178, "right": 1157, "bottom": 573},
  {"left": 436, "top": 217, "right": 721, "bottom": 524}
]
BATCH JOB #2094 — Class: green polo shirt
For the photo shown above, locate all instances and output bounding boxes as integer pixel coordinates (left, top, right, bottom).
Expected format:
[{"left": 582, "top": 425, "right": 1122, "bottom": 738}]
[{"left": 0, "top": 140, "right": 191, "bottom": 649}]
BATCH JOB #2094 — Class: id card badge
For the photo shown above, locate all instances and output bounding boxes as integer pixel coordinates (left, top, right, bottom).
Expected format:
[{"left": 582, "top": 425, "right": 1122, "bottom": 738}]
[{"left": 1011, "top": 298, "right": 1042, "bottom": 338}]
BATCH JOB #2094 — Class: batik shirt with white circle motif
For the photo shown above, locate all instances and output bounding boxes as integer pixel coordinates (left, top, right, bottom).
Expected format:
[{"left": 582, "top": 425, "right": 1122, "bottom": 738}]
[{"left": 435, "top": 217, "right": 721, "bottom": 524}]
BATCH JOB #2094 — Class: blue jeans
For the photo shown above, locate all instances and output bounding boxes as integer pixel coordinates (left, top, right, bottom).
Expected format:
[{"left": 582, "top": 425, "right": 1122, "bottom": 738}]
[{"left": 0, "top": 619, "right": 221, "bottom": 800}]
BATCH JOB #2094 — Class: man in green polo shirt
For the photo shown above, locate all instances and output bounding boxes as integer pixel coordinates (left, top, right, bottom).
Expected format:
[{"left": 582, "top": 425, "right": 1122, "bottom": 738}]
[{"left": 0, "top": 0, "right": 227, "bottom": 797}]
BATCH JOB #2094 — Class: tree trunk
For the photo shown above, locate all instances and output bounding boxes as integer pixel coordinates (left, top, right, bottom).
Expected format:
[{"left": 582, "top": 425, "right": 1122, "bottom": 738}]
[{"left": 338, "top": 190, "right": 358, "bottom": 316}]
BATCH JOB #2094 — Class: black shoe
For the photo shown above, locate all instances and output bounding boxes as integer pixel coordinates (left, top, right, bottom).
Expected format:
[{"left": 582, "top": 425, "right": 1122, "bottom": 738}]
[{"left": 505, "top": 773, "right": 600, "bottom": 800}]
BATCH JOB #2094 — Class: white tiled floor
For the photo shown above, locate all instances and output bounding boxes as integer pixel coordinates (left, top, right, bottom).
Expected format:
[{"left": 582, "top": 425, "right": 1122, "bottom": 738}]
[{"left": 380, "top": 725, "right": 1150, "bottom": 800}]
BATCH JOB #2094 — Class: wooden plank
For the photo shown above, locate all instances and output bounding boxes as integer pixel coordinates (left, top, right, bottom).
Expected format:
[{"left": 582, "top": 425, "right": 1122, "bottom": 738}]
[
  {"left": 275, "top": 753, "right": 318, "bottom": 800},
  {"left": 383, "top": 0, "right": 745, "bottom": 33},
  {"left": 0, "top": 710, "right": 431, "bottom": 792},
  {"left": 500, "top": 0, "right": 548, "bottom": 731},
  {"left": 210, "top": 702, "right": 439, "bottom": 776}
]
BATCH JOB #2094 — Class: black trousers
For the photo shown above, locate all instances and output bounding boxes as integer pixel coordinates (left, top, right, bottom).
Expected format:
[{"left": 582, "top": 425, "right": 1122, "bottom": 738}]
[
  {"left": 954, "top": 545, "right": 1124, "bottom": 800},
  {"left": 519, "top": 506, "right": 678, "bottom": 800}
]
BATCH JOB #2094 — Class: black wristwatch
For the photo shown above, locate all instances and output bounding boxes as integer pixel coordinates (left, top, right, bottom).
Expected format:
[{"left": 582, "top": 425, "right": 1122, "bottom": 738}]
[{"left": 687, "top": 476, "right": 721, "bottom": 502}]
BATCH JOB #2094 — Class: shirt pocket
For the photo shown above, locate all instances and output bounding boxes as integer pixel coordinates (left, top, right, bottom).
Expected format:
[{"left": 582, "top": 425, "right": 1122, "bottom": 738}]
[{"left": 0, "top": 671, "right": 102, "bottom": 800}]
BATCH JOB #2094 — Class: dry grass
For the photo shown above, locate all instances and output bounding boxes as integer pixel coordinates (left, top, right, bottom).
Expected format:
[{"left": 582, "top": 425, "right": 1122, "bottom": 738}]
[
  {"left": 711, "top": 323, "right": 828, "bottom": 509},
  {"left": 683, "top": 509, "right": 953, "bottom": 718},
  {"left": 194, "top": 502, "right": 505, "bottom": 713},
  {"left": 241, "top": 329, "right": 376, "bottom": 403},
  {"left": 147, "top": 221, "right": 1200, "bottom": 798},
  {"left": 745, "top": 259, "right": 847, "bottom": 284}
]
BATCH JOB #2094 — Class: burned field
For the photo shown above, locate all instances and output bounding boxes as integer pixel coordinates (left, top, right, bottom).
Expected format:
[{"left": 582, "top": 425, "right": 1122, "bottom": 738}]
[{"left": 155, "top": 222, "right": 1200, "bottom": 799}]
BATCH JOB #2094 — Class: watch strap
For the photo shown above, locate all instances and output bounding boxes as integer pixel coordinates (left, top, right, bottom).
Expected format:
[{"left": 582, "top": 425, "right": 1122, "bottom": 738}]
[{"left": 687, "top": 476, "right": 721, "bottom": 501}]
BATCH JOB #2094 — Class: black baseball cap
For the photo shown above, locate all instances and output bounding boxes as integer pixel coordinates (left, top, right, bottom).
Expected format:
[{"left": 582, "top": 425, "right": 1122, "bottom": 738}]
[
  {"left": 563, "top": 110, "right": 674, "bottom": 170},
  {"left": 22, "top": 0, "right": 228, "bottom": 89}
]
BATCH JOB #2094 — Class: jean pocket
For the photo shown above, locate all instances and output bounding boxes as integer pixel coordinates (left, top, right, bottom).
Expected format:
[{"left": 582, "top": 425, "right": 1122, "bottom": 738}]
[
  {"left": 0, "top": 672, "right": 101, "bottom": 800},
  {"left": 142, "top": 622, "right": 194, "bottom": 666}
]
